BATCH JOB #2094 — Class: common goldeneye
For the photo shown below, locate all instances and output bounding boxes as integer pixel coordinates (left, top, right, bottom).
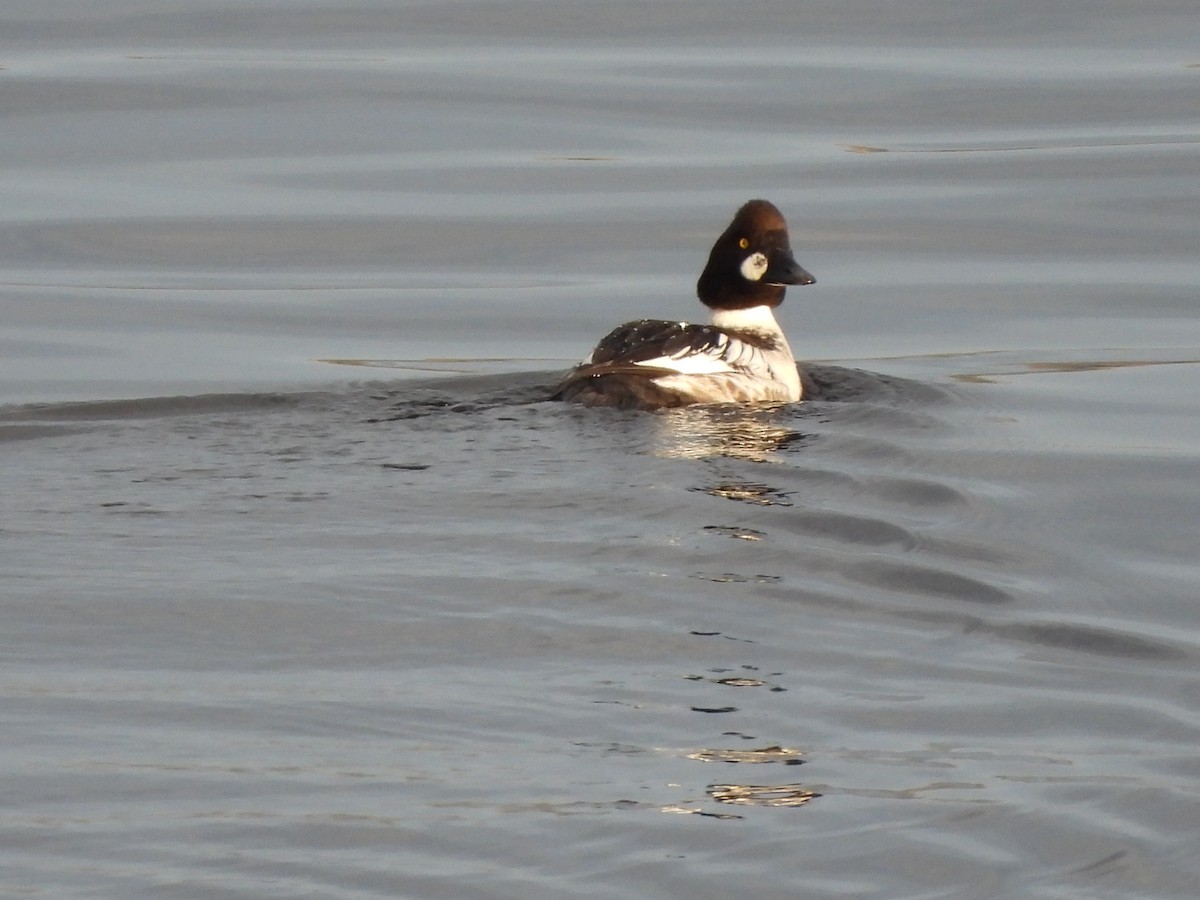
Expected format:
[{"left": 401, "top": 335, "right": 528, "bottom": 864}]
[{"left": 554, "top": 199, "right": 815, "bottom": 410}]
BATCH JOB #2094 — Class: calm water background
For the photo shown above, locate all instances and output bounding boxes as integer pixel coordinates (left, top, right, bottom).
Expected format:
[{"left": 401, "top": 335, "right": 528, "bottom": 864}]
[{"left": 3, "top": 1, "right": 1199, "bottom": 897}]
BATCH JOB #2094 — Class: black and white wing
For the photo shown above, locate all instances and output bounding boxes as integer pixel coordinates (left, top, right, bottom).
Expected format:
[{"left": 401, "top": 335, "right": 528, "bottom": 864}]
[
  {"left": 553, "top": 319, "right": 783, "bottom": 408},
  {"left": 584, "top": 319, "right": 776, "bottom": 375}
]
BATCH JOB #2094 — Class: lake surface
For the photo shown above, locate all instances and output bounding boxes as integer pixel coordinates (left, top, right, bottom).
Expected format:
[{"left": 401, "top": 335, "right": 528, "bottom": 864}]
[{"left": 2, "top": 1, "right": 1199, "bottom": 897}]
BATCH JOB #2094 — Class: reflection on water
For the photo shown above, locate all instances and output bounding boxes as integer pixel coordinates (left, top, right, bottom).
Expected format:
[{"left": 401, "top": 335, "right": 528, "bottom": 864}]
[
  {"left": 708, "top": 783, "right": 821, "bottom": 807},
  {"left": 701, "top": 524, "right": 767, "bottom": 541},
  {"left": 321, "top": 357, "right": 565, "bottom": 374},
  {"left": 687, "top": 746, "right": 806, "bottom": 764},
  {"left": 694, "top": 482, "right": 794, "bottom": 506},
  {"left": 690, "top": 572, "right": 783, "bottom": 584},
  {"left": 949, "top": 355, "right": 1200, "bottom": 384},
  {"left": 650, "top": 403, "right": 808, "bottom": 462},
  {"left": 845, "top": 136, "right": 1200, "bottom": 154},
  {"left": 660, "top": 805, "right": 745, "bottom": 820}
]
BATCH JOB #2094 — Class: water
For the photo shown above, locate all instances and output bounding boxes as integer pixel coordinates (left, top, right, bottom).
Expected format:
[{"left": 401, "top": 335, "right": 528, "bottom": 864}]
[{"left": 3, "top": 1, "right": 1199, "bottom": 897}]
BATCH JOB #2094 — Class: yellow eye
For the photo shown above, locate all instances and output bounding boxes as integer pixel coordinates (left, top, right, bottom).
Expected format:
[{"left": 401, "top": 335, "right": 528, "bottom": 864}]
[{"left": 738, "top": 237, "right": 749, "bottom": 249}]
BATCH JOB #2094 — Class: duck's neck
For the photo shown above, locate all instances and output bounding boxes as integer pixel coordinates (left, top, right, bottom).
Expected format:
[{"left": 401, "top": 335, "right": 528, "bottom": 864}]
[{"left": 710, "top": 304, "right": 785, "bottom": 337}]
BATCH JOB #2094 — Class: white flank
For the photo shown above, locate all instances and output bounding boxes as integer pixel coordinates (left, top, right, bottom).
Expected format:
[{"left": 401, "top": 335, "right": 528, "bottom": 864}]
[{"left": 633, "top": 353, "right": 733, "bottom": 375}]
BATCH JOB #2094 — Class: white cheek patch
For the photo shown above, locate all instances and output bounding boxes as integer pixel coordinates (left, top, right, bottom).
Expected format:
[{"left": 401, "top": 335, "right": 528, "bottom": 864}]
[{"left": 740, "top": 252, "right": 769, "bottom": 282}]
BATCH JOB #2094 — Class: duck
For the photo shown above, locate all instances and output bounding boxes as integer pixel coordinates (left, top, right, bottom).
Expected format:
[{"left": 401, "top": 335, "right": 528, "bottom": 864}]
[{"left": 553, "top": 199, "right": 815, "bottom": 410}]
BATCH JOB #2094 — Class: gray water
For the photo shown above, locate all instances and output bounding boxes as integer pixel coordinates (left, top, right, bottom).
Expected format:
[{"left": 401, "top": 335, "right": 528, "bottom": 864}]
[{"left": 3, "top": 1, "right": 1199, "bottom": 897}]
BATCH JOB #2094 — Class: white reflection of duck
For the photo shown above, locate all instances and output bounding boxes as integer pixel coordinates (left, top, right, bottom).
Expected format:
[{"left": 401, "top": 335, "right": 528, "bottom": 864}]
[{"left": 650, "top": 403, "right": 807, "bottom": 462}]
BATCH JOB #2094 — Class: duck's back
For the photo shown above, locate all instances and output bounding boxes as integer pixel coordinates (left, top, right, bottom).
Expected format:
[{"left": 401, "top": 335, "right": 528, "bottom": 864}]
[{"left": 554, "top": 317, "right": 798, "bottom": 410}]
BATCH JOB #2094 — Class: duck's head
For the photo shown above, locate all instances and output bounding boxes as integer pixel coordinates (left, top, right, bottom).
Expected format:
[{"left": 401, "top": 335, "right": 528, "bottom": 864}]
[{"left": 697, "top": 199, "right": 815, "bottom": 310}]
